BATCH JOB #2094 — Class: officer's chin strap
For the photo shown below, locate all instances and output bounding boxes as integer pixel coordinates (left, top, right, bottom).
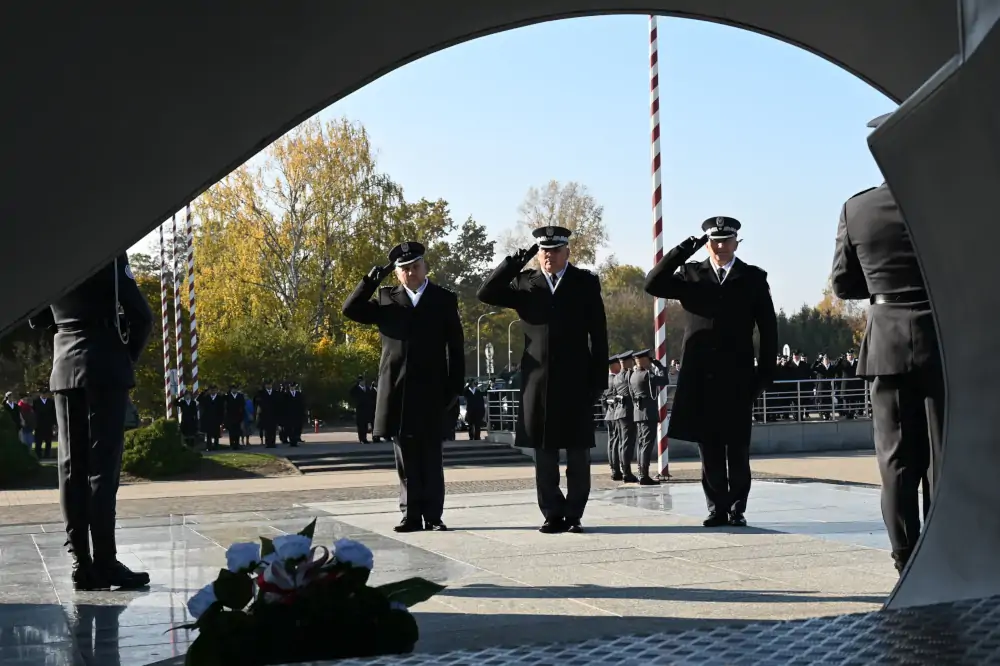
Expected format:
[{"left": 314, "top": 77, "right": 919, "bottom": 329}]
[{"left": 113, "top": 258, "right": 130, "bottom": 346}]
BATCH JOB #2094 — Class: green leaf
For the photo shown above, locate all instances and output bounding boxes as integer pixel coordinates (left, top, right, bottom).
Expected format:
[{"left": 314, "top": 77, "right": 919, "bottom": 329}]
[
  {"left": 297, "top": 518, "right": 317, "bottom": 540},
  {"left": 260, "top": 536, "right": 275, "bottom": 559},
  {"left": 214, "top": 569, "right": 254, "bottom": 610},
  {"left": 376, "top": 577, "right": 446, "bottom": 608}
]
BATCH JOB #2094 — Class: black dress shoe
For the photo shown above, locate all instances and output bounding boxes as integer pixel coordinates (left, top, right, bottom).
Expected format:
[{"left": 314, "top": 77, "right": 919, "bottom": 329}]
[
  {"left": 96, "top": 560, "right": 150, "bottom": 589},
  {"left": 622, "top": 473, "right": 639, "bottom": 483},
  {"left": 538, "top": 519, "right": 566, "bottom": 534},
  {"left": 702, "top": 512, "right": 729, "bottom": 527},
  {"left": 638, "top": 476, "right": 660, "bottom": 486},
  {"left": 611, "top": 472, "right": 623, "bottom": 481},
  {"left": 728, "top": 513, "right": 747, "bottom": 527},
  {"left": 393, "top": 520, "right": 424, "bottom": 533},
  {"left": 565, "top": 520, "right": 584, "bottom": 534},
  {"left": 424, "top": 521, "right": 448, "bottom": 531}
]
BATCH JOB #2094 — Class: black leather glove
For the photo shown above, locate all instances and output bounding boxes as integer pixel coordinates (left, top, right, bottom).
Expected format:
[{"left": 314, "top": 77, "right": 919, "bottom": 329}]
[
  {"left": 680, "top": 234, "right": 709, "bottom": 253},
  {"left": 367, "top": 262, "right": 394, "bottom": 282},
  {"left": 512, "top": 244, "right": 539, "bottom": 266}
]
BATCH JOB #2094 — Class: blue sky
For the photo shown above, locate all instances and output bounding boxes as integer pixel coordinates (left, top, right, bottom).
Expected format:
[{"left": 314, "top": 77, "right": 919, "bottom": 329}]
[{"left": 134, "top": 15, "right": 894, "bottom": 312}]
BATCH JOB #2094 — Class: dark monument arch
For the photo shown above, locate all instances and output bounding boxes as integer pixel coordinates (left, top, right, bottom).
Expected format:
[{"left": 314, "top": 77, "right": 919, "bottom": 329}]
[{"left": 2, "top": 0, "right": 998, "bottom": 625}]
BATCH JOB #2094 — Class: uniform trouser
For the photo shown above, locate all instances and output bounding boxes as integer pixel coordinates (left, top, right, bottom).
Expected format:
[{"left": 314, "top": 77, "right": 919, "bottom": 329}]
[
  {"left": 206, "top": 428, "right": 220, "bottom": 450},
  {"left": 262, "top": 424, "right": 277, "bottom": 447},
  {"left": 698, "top": 440, "right": 751, "bottom": 515},
  {"left": 616, "top": 418, "right": 636, "bottom": 475},
  {"left": 226, "top": 422, "right": 242, "bottom": 448},
  {"left": 394, "top": 435, "right": 445, "bottom": 524},
  {"left": 34, "top": 428, "right": 53, "bottom": 457},
  {"left": 605, "top": 419, "right": 621, "bottom": 472},
  {"left": 469, "top": 422, "right": 482, "bottom": 440},
  {"left": 287, "top": 422, "right": 302, "bottom": 444},
  {"left": 54, "top": 387, "right": 127, "bottom": 563},
  {"left": 356, "top": 418, "right": 368, "bottom": 442},
  {"left": 535, "top": 448, "right": 591, "bottom": 522},
  {"left": 635, "top": 421, "right": 656, "bottom": 476},
  {"left": 870, "top": 366, "right": 945, "bottom": 558}
]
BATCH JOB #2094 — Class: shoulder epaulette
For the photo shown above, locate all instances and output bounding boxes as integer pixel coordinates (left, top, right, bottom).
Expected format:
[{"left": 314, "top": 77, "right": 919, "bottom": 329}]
[{"left": 847, "top": 186, "right": 878, "bottom": 201}]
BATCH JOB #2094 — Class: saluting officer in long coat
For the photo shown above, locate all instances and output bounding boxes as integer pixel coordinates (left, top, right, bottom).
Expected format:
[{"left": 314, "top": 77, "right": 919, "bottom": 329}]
[
  {"left": 644, "top": 217, "right": 777, "bottom": 527},
  {"left": 28, "top": 254, "right": 152, "bottom": 590},
  {"left": 629, "top": 349, "right": 670, "bottom": 484},
  {"left": 831, "top": 114, "right": 943, "bottom": 573},
  {"left": 478, "top": 226, "right": 609, "bottom": 533},
  {"left": 343, "top": 241, "right": 465, "bottom": 533}
]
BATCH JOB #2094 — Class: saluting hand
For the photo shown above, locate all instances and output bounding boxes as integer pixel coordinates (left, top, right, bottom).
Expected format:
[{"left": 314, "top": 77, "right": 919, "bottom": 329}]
[
  {"left": 367, "top": 262, "right": 395, "bottom": 282},
  {"left": 680, "top": 234, "right": 709, "bottom": 252},
  {"left": 512, "top": 244, "right": 539, "bottom": 265}
]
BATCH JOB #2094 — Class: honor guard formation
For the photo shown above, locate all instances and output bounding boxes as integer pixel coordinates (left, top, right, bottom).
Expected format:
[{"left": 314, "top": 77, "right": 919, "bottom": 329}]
[{"left": 8, "top": 112, "right": 940, "bottom": 591}]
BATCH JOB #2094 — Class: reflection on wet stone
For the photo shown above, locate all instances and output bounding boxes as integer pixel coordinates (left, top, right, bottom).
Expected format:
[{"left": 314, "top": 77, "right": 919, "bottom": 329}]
[{"left": 0, "top": 482, "right": 976, "bottom": 664}]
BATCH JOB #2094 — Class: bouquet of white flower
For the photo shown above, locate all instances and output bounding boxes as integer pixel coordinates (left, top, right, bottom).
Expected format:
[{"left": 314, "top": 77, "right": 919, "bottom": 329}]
[{"left": 177, "top": 520, "right": 444, "bottom": 665}]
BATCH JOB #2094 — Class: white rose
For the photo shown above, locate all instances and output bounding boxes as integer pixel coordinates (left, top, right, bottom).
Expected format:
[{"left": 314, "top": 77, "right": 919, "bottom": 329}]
[
  {"left": 225, "top": 542, "right": 260, "bottom": 573},
  {"left": 273, "top": 534, "right": 312, "bottom": 562},
  {"left": 187, "top": 583, "right": 218, "bottom": 619},
  {"left": 333, "top": 538, "right": 374, "bottom": 570}
]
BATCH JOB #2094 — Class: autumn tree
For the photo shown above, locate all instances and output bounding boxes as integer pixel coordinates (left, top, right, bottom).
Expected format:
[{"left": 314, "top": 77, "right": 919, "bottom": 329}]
[{"left": 499, "top": 180, "right": 609, "bottom": 268}]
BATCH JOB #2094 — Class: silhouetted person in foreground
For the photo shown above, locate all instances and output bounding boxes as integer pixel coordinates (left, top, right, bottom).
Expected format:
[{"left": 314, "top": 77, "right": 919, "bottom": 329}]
[
  {"left": 831, "top": 112, "right": 944, "bottom": 574},
  {"left": 29, "top": 254, "right": 152, "bottom": 590}
]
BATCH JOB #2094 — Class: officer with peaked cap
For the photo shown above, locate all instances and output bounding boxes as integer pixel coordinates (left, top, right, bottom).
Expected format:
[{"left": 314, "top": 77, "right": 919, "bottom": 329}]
[
  {"left": 343, "top": 240, "right": 465, "bottom": 532},
  {"left": 255, "top": 378, "right": 281, "bottom": 448},
  {"left": 612, "top": 350, "right": 639, "bottom": 483},
  {"left": 603, "top": 354, "right": 624, "bottom": 479},
  {"left": 28, "top": 253, "right": 152, "bottom": 590},
  {"left": 830, "top": 111, "right": 943, "bottom": 574},
  {"left": 478, "top": 225, "right": 609, "bottom": 533},
  {"left": 628, "top": 349, "right": 670, "bottom": 484},
  {"left": 644, "top": 216, "right": 777, "bottom": 527}
]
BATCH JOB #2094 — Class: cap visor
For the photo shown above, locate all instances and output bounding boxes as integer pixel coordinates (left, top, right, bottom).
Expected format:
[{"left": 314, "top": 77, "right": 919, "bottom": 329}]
[
  {"left": 395, "top": 256, "right": 422, "bottom": 266},
  {"left": 707, "top": 232, "right": 737, "bottom": 240},
  {"left": 537, "top": 241, "right": 567, "bottom": 249}
]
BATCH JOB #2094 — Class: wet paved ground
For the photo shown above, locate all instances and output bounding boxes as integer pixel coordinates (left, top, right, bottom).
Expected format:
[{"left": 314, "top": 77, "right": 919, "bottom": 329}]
[{"left": 0, "top": 480, "right": 898, "bottom": 665}]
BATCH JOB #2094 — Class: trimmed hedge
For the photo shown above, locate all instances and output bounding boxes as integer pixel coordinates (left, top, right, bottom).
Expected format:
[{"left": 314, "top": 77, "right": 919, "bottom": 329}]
[
  {"left": 123, "top": 418, "right": 201, "bottom": 479},
  {"left": 0, "top": 418, "right": 41, "bottom": 487}
]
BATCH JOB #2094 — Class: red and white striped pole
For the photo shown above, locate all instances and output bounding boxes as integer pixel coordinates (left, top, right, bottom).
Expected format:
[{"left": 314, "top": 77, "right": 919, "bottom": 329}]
[
  {"left": 160, "top": 223, "right": 174, "bottom": 419},
  {"left": 650, "top": 15, "right": 670, "bottom": 480},
  {"left": 186, "top": 203, "right": 199, "bottom": 397},
  {"left": 172, "top": 214, "right": 185, "bottom": 403}
]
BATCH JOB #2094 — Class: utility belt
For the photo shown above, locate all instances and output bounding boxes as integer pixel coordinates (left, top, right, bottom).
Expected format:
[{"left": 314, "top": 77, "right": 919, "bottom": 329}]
[{"left": 870, "top": 289, "right": 928, "bottom": 305}]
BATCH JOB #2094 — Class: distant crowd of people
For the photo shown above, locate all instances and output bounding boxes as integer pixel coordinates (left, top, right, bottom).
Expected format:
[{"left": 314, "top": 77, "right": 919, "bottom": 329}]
[
  {"left": 759, "top": 348, "right": 866, "bottom": 420},
  {"left": 177, "top": 379, "right": 307, "bottom": 450}
]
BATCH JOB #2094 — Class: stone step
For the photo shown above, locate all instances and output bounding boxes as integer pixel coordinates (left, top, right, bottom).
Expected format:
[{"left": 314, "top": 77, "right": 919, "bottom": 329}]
[
  {"left": 294, "top": 452, "right": 532, "bottom": 474},
  {"left": 286, "top": 442, "right": 517, "bottom": 462}
]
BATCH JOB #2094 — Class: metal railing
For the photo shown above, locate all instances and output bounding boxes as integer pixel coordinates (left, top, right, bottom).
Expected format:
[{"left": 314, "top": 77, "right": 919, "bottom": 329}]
[{"left": 485, "top": 377, "right": 871, "bottom": 432}]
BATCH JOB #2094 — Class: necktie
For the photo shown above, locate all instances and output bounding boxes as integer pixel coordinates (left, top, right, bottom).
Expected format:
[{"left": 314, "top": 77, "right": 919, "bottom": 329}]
[
  {"left": 551, "top": 273, "right": 560, "bottom": 288},
  {"left": 718, "top": 268, "right": 727, "bottom": 283}
]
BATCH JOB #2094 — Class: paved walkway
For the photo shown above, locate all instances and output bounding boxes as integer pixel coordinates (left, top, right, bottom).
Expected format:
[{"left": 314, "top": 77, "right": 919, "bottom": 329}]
[
  {"left": 0, "top": 452, "right": 879, "bottom": 509},
  {"left": 0, "top": 481, "right": 896, "bottom": 665}
]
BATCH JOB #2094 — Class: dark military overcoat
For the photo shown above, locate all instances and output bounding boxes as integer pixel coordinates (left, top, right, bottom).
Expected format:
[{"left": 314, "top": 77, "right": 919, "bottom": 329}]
[
  {"left": 644, "top": 242, "right": 777, "bottom": 446},
  {"left": 343, "top": 278, "right": 465, "bottom": 439},
  {"left": 478, "top": 258, "right": 609, "bottom": 451}
]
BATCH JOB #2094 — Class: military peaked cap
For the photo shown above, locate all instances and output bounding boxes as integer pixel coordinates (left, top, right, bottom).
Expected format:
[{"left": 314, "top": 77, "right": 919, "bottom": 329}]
[
  {"left": 389, "top": 241, "right": 425, "bottom": 267},
  {"left": 532, "top": 225, "right": 572, "bottom": 249},
  {"left": 632, "top": 349, "right": 652, "bottom": 359},
  {"left": 608, "top": 355, "right": 621, "bottom": 365},
  {"left": 701, "top": 216, "right": 741, "bottom": 240}
]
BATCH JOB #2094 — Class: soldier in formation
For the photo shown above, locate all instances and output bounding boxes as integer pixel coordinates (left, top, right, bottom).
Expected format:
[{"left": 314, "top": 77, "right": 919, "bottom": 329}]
[
  {"left": 478, "top": 225, "right": 609, "bottom": 533},
  {"left": 628, "top": 349, "right": 670, "bottom": 484},
  {"left": 343, "top": 241, "right": 465, "bottom": 532},
  {"left": 644, "top": 216, "right": 778, "bottom": 528},
  {"left": 603, "top": 355, "right": 623, "bottom": 479}
]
